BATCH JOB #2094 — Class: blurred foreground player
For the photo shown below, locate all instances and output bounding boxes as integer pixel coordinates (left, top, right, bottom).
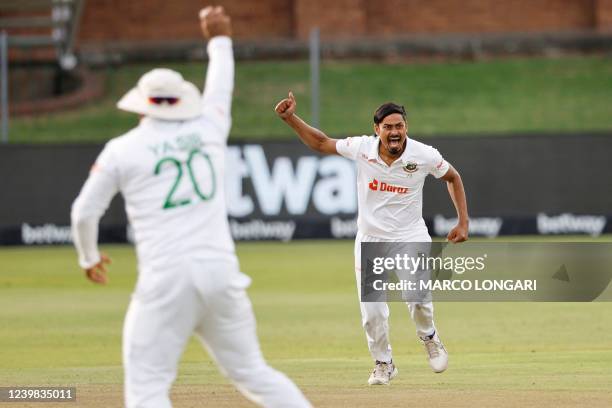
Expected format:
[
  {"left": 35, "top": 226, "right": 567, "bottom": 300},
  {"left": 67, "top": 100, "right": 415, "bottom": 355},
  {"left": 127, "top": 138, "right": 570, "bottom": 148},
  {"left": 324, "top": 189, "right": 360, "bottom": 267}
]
[
  {"left": 71, "top": 7, "right": 311, "bottom": 408},
  {"left": 275, "top": 92, "right": 469, "bottom": 385}
]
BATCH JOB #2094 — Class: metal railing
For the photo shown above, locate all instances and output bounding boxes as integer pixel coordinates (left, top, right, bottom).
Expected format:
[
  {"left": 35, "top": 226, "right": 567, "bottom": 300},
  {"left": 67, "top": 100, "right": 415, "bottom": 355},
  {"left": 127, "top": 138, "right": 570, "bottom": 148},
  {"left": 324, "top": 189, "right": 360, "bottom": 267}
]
[
  {"left": 0, "top": 0, "right": 85, "bottom": 69},
  {"left": 309, "top": 27, "right": 320, "bottom": 129},
  {"left": 0, "top": 0, "right": 86, "bottom": 143}
]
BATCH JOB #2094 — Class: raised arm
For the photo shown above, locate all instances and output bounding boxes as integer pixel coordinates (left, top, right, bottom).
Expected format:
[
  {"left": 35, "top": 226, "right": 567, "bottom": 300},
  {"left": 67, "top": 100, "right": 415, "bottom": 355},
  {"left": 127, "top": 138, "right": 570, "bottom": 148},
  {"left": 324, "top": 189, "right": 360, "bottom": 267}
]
[
  {"left": 274, "top": 92, "right": 339, "bottom": 155},
  {"left": 199, "top": 6, "right": 234, "bottom": 135}
]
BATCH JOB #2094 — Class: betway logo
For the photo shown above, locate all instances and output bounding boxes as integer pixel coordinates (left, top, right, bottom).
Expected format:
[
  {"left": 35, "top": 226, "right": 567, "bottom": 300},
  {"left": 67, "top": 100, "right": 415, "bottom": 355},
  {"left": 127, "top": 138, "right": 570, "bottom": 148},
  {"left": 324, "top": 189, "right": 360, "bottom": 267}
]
[
  {"left": 537, "top": 213, "right": 606, "bottom": 236},
  {"left": 22, "top": 223, "right": 73, "bottom": 245},
  {"left": 330, "top": 216, "right": 357, "bottom": 238},
  {"left": 226, "top": 145, "right": 357, "bottom": 217},
  {"left": 434, "top": 215, "right": 502, "bottom": 238},
  {"left": 230, "top": 219, "right": 296, "bottom": 242},
  {"left": 368, "top": 179, "right": 409, "bottom": 194}
]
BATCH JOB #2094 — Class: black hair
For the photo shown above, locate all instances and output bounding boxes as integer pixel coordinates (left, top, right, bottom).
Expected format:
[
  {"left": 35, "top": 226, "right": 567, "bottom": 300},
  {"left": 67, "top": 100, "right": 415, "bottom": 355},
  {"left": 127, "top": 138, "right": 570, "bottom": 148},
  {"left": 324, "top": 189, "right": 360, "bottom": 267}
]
[{"left": 373, "top": 102, "right": 407, "bottom": 125}]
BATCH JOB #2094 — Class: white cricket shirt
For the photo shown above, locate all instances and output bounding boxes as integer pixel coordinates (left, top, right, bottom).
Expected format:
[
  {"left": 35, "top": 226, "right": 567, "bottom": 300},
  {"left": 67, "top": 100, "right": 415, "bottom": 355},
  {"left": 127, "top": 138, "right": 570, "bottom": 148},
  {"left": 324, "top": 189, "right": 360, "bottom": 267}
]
[
  {"left": 71, "top": 37, "right": 236, "bottom": 270},
  {"left": 336, "top": 136, "right": 449, "bottom": 240}
]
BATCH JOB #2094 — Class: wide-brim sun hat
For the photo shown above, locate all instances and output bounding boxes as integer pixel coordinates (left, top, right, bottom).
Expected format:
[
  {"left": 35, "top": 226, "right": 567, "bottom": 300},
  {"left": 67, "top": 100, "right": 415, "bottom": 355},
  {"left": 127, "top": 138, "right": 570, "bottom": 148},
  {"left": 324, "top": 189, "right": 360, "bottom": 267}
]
[{"left": 117, "top": 68, "right": 203, "bottom": 120}]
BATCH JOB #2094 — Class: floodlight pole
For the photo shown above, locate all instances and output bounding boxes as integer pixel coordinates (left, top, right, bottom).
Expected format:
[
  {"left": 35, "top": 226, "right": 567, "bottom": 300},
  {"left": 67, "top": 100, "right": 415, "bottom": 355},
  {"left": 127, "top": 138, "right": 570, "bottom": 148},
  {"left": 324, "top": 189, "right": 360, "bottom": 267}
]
[
  {"left": 309, "top": 27, "right": 320, "bottom": 129},
  {"left": 1, "top": 31, "right": 8, "bottom": 144}
]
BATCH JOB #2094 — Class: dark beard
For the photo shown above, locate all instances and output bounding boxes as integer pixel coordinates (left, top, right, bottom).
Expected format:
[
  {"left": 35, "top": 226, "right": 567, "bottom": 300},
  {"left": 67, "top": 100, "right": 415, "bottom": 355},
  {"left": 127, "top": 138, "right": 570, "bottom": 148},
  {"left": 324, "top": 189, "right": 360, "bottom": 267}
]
[{"left": 387, "top": 146, "right": 401, "bottom": 155}]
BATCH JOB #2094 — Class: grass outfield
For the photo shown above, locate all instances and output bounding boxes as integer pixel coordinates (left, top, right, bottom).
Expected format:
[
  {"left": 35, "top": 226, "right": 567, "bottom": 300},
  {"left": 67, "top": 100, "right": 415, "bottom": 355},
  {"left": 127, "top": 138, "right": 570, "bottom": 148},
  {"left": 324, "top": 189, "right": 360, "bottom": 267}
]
[
  {"left": 10, "top": 56, "right": 612, "bottom": 143},
  {"left": 1, "top": 240, "right": 611, "bottom": 407}
]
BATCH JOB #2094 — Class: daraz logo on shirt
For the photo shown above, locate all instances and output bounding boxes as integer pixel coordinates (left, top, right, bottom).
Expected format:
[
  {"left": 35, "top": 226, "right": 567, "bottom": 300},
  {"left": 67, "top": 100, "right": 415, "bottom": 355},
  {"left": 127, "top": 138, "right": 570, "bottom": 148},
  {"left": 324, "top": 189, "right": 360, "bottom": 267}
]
[{"left": 368, "top": 179, "right": 409, "bottom": 194}]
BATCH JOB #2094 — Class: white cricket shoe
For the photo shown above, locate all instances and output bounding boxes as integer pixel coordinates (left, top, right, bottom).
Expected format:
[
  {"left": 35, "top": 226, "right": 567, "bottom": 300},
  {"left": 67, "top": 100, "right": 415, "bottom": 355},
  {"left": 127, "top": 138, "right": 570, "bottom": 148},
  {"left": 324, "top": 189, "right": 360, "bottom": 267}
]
[
  {"left": 367, "top": 360, "right": 398, "bottom": 385},
  {"left": 422, "top": 331, "right": 448, "bottom": 373}
]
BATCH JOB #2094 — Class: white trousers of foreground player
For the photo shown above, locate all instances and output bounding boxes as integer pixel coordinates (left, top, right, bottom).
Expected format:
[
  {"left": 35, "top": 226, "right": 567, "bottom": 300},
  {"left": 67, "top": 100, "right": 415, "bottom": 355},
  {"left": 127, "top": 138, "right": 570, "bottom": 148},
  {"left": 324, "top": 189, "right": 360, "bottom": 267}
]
[
  {"left": 354, "top": 232, "right": 436, "bottom": 363},
  {"left": 123, "top": 259, "right": 311, "bottom": 408}
]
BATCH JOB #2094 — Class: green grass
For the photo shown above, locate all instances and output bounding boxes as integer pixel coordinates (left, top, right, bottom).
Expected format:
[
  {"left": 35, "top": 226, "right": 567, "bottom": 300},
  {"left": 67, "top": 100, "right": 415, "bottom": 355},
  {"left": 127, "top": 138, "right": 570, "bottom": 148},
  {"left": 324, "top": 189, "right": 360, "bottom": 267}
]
[
  {"left": 0, "top": 240, "right": 611, "bottom": 407},
  {"left": 10, "top": 56, "right": 612, "bottom": 143}
]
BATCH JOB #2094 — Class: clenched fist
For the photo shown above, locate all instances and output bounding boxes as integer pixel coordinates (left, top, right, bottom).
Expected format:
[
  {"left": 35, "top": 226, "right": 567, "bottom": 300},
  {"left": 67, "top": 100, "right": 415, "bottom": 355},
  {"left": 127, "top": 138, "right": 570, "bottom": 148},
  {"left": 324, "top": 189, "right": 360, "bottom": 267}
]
[
  {"left": 199, "top": 5, "right": 232, "bottom": 39},
  {"left": 274, "top": 91, "right": 296, "bottom": 120},
  {"left": 84, "top": 253, "right": 112, "bottom": 285},
  {"left": 447, "top": 223, "right": 469, "bottom": 243}
]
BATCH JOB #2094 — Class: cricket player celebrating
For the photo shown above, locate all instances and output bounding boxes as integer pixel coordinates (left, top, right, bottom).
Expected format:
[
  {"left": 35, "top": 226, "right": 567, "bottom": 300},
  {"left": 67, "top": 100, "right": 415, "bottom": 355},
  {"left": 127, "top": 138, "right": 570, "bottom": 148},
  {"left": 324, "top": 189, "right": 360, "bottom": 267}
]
[
  {"left": 71, "top": 7, "right": 311, "bottom": 408},
  {"left": 275, "top": 92, "right": 469, "bottom": 385}
]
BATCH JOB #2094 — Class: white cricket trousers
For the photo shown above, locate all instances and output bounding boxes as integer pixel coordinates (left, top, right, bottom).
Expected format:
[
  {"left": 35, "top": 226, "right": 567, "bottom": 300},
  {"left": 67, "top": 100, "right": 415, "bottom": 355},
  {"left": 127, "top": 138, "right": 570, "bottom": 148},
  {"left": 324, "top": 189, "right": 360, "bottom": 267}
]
[
  {"left": 123, "top": 258, "right": 311, "bottom": 408},
  {"left": 355, "top": 232, "right": 436, "bottom": 363}
]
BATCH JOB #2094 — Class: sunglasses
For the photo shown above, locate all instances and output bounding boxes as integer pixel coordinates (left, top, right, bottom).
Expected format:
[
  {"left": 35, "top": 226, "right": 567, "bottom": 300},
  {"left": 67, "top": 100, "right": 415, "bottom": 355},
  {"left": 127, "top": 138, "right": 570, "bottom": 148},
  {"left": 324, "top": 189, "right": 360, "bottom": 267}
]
[{"left": 148, "top": 97, "right": 179, "bottom": 105}]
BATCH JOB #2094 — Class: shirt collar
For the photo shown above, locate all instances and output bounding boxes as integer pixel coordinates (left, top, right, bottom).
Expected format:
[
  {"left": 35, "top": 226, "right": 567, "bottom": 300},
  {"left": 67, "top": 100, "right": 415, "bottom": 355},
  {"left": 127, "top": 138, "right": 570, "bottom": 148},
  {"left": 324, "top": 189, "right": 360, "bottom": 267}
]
[
  {"left": 367, "top": 137, "right": 380, "bottom": 161},
  {"left": 399, "top": 139, "right": 413, "bottom": 165},
  {"left": 140, "top": 116, "right": 182, "bottom": 130}
]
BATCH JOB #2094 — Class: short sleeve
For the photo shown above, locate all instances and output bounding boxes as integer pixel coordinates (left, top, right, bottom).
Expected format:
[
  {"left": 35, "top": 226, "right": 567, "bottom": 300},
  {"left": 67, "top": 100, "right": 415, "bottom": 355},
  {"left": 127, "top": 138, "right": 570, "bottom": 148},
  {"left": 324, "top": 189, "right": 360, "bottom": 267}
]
[
  {"left": 428, "top": 147, "right": 450, "bottom": 178},
  {"left": 336, "top": 136, "right": 365, "bottom": 161}
]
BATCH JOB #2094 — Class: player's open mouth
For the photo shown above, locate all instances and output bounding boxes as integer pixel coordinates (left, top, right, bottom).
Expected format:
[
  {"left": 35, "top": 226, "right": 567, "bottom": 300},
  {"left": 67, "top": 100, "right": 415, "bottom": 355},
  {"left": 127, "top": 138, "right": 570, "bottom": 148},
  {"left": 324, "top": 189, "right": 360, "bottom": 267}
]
[{"left": 388, "top": 135, "right": 402, "bottom": 146}]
